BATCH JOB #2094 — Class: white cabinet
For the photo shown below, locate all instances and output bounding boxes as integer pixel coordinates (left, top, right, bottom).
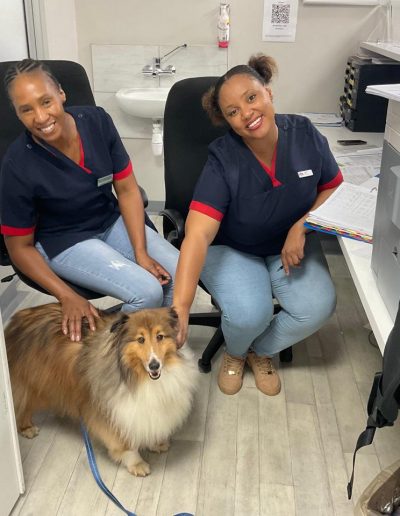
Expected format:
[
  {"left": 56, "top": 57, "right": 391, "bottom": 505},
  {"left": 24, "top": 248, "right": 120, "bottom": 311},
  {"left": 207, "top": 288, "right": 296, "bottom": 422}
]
[{"left": 0, "top": 312, "right": 24, "bottom": 516}]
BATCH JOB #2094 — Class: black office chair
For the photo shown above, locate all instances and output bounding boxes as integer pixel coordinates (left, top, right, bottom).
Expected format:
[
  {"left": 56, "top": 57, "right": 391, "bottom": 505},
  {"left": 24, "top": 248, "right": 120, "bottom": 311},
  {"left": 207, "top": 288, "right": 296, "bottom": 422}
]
[
  {"left": 0, "top": 60, "right": 149, "bottom": 311},
  {"left": 161, "top": 77, "right": 293, "bottom": 372}
]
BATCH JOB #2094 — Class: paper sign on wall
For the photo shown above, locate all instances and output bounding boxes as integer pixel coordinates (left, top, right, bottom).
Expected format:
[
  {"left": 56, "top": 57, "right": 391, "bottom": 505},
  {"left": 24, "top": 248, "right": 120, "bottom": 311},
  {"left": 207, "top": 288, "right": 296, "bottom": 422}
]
[{"left": 262, "top": 0, "right": 299, "bottom": 42}]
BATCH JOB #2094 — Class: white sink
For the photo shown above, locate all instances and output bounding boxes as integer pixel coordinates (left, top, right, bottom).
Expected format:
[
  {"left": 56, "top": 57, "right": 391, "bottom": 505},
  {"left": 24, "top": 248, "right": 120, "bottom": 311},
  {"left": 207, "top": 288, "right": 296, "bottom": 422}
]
[{"left": 115, "top": 87, "right": 170, "bottom": 119}]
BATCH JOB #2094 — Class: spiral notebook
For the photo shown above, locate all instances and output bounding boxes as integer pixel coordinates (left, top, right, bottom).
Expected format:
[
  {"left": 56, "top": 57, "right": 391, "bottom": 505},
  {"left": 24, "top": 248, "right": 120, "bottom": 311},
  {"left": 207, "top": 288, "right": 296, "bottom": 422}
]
[{"left": 304, "top": 182, "right": 377, "bottom": 243}]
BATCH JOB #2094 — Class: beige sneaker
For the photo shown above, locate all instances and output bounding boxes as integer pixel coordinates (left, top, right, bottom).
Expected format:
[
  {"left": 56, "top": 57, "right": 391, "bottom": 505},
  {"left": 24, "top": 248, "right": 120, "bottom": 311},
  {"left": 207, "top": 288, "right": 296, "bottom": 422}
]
[
  {"left": 247, "top": 352, "right": 281, "bottom": 396},
  {"left": 218, "top": 352, "right": 245, "bottom": 395}
]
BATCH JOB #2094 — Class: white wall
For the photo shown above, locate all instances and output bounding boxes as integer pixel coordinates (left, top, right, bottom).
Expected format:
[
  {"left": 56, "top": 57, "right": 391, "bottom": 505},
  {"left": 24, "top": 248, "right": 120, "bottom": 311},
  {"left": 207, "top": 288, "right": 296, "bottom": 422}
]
[
  {"left": 57, "top": 1, "right": 384, "bottom": 201},
  {"left": 1, "top": 0, "right": 28, "bottom": 60},
  {"left": 392, "top": 0, "right": 400, "bottom": 42},
  {"left": 74, "top": 0, "right": 381, "bottom": 113},
  {"left": 38, "top": 0, "right": 79, "bottom": 61}
]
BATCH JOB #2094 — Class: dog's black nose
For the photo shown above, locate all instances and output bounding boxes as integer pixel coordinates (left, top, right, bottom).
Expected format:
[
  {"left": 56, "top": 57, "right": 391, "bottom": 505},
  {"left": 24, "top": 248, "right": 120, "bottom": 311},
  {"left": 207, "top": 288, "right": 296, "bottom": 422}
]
[{"left": 149, "top": 359, "right": 160, "bottom": 371}]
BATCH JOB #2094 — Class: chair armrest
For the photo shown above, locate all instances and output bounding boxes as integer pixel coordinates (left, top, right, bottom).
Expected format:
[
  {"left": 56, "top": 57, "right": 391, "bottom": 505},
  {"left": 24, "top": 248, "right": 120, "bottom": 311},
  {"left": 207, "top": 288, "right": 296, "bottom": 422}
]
[
  {"left": 138, "top": 185, "right": 148, "bottom": 208},
  {"left": 159, "top": 208, "right": 185, "bottom": 248},
  {"left": 0, "top": 235, "right": 11, "bottom": 267}
]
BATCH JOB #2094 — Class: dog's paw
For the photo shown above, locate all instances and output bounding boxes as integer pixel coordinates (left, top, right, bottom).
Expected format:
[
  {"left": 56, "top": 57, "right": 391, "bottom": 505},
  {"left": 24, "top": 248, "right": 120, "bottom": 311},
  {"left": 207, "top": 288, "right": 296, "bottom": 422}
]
[
  {"left": 127, "top": 460, "right": 151, "bottom": 477},
  {"left": 120, "top": 450, "right": 151, "bottom": 477},
  {"left": 20, "top": 425, "right": 40, "bottom": 439},
  {"left": 148, "top": 441, "right": 170, "bottom": 453}
]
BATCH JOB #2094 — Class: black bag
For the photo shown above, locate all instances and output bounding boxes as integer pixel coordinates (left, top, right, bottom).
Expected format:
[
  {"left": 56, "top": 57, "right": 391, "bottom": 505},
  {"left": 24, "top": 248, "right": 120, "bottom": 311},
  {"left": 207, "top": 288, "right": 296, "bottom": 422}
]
[{"left": 348, "top": 302, "right": 400, "bottom": 499}]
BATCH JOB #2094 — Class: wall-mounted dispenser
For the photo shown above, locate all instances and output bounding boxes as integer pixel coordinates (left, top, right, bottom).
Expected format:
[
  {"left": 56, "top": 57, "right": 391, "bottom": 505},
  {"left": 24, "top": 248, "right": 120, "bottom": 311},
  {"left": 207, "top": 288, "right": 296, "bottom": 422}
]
[
  {"left": 152, "top": 121, "right": 163, "bottom": 156},
  {"left": 218, "top": 2, "right": 230, "bottom": 48}
]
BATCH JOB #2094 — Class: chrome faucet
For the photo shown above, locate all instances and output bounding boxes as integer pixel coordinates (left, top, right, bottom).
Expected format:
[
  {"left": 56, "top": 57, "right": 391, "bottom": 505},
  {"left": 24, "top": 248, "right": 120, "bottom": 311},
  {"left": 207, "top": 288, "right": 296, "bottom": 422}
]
[
  {"left": 142, "top": 57, "right": 175, "bottom": 76},
  {"left": 142, "top": 44, "right": 187, "bottom": 77}
]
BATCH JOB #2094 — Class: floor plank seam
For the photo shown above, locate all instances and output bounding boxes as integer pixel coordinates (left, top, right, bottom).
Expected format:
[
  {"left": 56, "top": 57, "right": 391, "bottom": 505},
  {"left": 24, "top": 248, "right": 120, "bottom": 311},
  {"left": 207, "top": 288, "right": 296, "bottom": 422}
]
[
  {"left": 55, "top": 442, "right": 86, "bottom": 516},
  {"left": 16, "top": 419, "right": 62, "bottom": 515}
]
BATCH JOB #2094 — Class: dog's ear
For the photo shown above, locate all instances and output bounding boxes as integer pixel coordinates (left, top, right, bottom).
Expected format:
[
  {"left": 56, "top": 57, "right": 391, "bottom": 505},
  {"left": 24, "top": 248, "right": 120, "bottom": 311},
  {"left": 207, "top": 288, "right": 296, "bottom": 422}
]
[
  {"left": 110, "top": 313, "right": 129, "bottom": 333},
  {"left": 168, "top": 306, "right": 179, "bottom": 332}
]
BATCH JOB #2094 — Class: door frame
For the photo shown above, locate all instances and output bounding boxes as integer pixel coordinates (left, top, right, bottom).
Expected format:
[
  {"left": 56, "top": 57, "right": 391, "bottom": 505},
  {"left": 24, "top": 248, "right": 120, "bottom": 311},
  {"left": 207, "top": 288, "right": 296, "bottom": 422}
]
[
  {"left": 0, "top": 310, "right": 24, "bottom": 512},
  {"left": 23, "top": 0, "right": 48, "bottom": 59}
]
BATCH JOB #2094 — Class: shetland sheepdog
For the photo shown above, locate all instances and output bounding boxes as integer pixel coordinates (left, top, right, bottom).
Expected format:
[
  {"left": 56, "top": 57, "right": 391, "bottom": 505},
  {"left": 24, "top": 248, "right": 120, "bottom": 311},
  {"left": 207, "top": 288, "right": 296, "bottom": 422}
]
[{"left": 5, "top": 303, "right": 197, "bottom": 476}]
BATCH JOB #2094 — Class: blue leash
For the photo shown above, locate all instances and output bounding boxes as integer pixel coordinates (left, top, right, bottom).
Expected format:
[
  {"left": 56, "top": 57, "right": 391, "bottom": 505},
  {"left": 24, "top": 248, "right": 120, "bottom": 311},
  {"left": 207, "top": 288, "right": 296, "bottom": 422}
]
[{"left": 80, "top": 421, "right": 193, "bottom": 516}]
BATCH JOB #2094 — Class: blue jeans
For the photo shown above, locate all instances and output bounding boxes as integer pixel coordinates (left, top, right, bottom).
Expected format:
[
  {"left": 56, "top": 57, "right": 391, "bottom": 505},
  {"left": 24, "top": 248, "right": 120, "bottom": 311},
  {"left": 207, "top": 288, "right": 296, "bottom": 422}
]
[
  {"left": 200, "top": 232, "right": 336, "bottom": 357},
  {"left": 36, "top": 216, "right": 179, "bottom": 311}
]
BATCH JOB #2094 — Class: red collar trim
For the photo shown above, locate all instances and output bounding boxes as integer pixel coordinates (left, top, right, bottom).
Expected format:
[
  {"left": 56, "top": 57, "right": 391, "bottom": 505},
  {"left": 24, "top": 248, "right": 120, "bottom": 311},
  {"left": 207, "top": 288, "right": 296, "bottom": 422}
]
[
  {"left": 258, "top": 146, "right": 282, "bottom": 187},
  {"left": 78, "top": 135, "right": 92, "bottom": 174}
]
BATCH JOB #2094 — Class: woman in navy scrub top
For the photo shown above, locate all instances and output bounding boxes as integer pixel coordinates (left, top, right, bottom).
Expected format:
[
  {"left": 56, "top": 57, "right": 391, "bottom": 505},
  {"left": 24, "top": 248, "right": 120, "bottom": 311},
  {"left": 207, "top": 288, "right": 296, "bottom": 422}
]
[
  {"left": 1, "top": 59, "right": 178, "bottom": 342},
  {"left": 173, "top": 55, "right": 342, "bottom": 396}
]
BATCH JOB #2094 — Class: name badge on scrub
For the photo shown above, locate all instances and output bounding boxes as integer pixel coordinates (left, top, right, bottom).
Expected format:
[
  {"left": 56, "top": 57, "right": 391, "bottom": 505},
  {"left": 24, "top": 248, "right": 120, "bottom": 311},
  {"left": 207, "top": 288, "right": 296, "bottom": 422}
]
[
  {"left": 97, "top": 174, "right": 113, "bottom": 187},
  {"left": 297, "top": 169, "right": 313, "bottom": 178}
]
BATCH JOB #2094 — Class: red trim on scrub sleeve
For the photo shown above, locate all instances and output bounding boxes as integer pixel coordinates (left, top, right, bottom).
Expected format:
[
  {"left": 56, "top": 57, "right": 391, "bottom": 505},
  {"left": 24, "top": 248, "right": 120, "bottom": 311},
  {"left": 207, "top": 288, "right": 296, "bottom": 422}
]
[
  {"left": 190, "top": 201, "right": 224, "bottom": 221},
  {"left": 318, "top": 170, "right": 343, "bottom": 192},
  {"left": 1, "top": 224, "right": 36, "bottom": 236},
  {"left": 113, "top": 161, "right": 133, "bottom": 181}
]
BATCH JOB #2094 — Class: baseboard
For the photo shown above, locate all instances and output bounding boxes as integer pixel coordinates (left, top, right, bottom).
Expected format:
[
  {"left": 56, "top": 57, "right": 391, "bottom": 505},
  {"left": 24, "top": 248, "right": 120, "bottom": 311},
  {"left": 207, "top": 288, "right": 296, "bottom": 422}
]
[
  {"left": 147, "top": 201, "right": 165, "bottom": 214},
  {"left": 0, "top": 278, "right": 29, "bottom": 323}
]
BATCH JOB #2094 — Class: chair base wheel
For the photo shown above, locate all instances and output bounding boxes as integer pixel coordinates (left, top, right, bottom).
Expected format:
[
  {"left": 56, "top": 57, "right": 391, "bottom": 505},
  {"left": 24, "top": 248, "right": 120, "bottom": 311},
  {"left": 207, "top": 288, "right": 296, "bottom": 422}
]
[
  {"left": 279, "top": 347, "right": 293, "bottom": 363},
  {"left": 198, "top": 358, "right": 212, "bottom": 373}
]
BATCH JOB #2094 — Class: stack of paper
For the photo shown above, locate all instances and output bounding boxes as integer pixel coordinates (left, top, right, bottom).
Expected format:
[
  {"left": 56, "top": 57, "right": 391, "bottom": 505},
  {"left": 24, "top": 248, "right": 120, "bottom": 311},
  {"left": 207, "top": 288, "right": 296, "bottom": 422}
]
[
  {"left": 333, "top": 147, "right": 382, "bottom": 186},
  {"left": 365, "top": 84, "right": 400, "bottom": 102},
  {"left": 297, "top": 112, "right": 343, "bottom": 127},
  {"left": 304, "top": 182, "right": 377, "bottom": 243}
]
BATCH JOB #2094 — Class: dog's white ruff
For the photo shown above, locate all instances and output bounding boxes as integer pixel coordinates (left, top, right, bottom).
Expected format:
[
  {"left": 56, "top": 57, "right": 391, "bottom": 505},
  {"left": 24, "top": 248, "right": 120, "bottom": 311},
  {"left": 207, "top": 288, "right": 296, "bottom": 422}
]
[{"left": 105, "top": 355, "right": 197, "bottom": 449}]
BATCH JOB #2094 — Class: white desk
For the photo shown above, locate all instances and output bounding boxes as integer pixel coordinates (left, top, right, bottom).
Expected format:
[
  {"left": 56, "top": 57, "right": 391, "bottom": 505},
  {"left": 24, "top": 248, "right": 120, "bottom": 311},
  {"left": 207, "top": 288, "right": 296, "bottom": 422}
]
[
  {"left": 318, "top": 126, "right": 393, "bottom": 354},
  {"left": 338, "top": 238, "right": 393, "bottom": 353}
]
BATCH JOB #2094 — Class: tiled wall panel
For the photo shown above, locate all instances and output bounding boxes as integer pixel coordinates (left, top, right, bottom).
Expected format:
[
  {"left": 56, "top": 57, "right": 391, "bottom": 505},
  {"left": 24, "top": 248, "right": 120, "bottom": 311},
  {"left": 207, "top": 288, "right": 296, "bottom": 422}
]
[{"left": 92, "top": 44, "right": 227, "bottom": 139}]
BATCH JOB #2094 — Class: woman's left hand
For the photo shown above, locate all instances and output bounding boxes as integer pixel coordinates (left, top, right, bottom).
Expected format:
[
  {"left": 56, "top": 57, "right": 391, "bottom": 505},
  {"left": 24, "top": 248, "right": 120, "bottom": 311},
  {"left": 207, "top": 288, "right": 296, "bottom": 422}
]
[
  {"left": 136, "top": 252, "right": 171, "bottom": 285},
  {"left": 280, "top": 222, "right": 307, "bottom": 275}
]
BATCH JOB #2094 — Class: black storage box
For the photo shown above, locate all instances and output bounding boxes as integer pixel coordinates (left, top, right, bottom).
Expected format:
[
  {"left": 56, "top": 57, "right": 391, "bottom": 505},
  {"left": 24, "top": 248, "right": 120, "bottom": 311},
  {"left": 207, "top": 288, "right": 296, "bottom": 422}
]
[{"left": 340, "top": 56, "right": 400, "bottom": 132}]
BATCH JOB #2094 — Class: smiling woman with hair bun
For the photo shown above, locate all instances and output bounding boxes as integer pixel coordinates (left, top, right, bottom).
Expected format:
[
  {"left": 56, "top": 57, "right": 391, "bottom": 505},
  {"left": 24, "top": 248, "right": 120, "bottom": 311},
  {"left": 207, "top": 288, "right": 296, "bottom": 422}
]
[{"left": 173, "top": 53, "right": 343, "bottom": 397}]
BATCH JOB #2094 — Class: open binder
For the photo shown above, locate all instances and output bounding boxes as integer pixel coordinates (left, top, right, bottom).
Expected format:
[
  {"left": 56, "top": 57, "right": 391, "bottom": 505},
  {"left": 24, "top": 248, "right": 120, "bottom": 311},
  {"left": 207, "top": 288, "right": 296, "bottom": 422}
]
[{"left": 304, "top": 182, "right": 377, "bottom": 243}]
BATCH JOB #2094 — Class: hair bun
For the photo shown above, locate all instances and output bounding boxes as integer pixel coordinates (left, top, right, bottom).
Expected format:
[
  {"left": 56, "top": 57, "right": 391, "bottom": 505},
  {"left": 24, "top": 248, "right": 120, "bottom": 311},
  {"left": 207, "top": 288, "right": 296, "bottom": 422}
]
[{"left": 248, "top": 54, "right": 277, "bottom": 84}]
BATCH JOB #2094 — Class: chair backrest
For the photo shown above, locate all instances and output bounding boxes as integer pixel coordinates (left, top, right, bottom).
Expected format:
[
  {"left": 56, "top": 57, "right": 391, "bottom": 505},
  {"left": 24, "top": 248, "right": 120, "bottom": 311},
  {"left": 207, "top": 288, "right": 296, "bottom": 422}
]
[{"left": 163, "top": 77, "right": 227, "bottom": 223}]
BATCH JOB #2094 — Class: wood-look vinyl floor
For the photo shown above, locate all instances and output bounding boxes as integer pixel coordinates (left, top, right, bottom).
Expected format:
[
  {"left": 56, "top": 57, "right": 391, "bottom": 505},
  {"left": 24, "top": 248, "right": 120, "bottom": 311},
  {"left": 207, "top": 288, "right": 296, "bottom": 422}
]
[{"left": 5, "top": 231, "right": 398, "bottom": 516}]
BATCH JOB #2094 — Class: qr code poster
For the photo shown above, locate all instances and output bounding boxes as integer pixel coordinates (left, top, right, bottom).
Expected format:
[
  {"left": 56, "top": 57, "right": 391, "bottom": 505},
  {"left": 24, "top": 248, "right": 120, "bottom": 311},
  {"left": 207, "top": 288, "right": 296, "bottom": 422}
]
[{"left": 262, "top": 0, "right": 299, "bottom": 42}]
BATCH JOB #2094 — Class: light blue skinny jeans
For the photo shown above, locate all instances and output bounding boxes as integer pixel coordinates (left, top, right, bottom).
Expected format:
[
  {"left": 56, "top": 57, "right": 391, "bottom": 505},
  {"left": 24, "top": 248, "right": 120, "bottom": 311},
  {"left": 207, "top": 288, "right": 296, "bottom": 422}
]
[
  {"left": 200, "top": 232, "right": 336, "bottom": 357},
  {"left": 36, "top": 216, "right": 179, "bottom": 311}
]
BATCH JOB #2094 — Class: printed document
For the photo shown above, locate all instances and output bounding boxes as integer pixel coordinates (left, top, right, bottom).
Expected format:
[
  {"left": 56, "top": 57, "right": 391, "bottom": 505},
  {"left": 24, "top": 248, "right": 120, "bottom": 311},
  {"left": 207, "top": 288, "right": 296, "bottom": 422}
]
[
  {"left": 262, "top": 0, "right": 298, "bottom": 42},
  {"left": 366, "top": 84, "right": 400, "bottom": 102},
  {"left": 305, "top": 182, "right": 377, "bottom": 242},
  {"left": 333, "top": 148, "right": 382, "bottom": 186},
  {"left": 297, "top": 113, "right": 343, "bottom": 127}
]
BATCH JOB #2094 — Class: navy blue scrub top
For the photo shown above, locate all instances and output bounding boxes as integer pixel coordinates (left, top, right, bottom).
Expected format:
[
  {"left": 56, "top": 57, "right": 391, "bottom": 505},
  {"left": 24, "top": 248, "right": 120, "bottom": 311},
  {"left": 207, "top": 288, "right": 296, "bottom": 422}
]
[
  {"left": 190, "top": 114, "right": 343, "bottom": 257},
  {"left": 0, "top": 106, "right": 133, "bottom": 259}
]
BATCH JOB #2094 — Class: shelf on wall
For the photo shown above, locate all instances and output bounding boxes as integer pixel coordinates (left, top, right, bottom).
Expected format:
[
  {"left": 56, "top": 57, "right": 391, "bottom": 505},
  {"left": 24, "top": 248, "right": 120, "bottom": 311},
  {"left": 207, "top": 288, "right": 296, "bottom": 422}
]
[{"left": 360, "top": 41, "right": 400, "bottom": 62}]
